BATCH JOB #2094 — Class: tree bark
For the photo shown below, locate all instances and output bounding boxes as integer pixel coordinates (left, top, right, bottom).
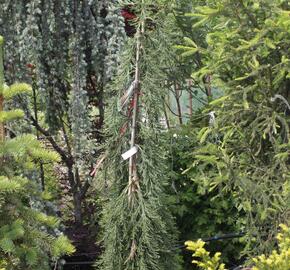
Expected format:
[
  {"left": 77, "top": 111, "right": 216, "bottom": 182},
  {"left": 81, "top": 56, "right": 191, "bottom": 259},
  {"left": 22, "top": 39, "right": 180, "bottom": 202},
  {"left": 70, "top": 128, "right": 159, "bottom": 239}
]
[
  {"left": 204, "top": 75, "right": 212, "bottom": 102},
  {"left": 188, "top": 79, "right": 193, "bottom": 117},
  {"left": 68, "top": 165, "right": 83, "bottom": 225},
  {"left": 174, "top": 83, "right": 183, "bottom": 125},
  {"left": 163, "top": 102, "right": 170, "bottom": 129},
  {"left": 73, "top": 191, "right": 83, "bottom": 226}
]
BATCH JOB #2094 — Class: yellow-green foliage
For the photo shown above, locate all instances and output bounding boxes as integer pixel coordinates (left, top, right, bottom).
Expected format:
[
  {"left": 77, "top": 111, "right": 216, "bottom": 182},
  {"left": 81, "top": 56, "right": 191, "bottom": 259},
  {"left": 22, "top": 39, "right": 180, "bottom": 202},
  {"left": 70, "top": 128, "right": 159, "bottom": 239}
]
[
  {"left": 252, "top": 224, "right": 290, "bottom": 270},
  {"left": 0, "top": 84, "right": 31, "bottom": 125},
  {"left": 186, "top": 225, "right": 290, "bottom": 270},
  {"left": 0, "top": 176, "right": 27, "bottom": 193},
  {"left": 0, "top": 35, "right": 74, "bottom": 269},
  {"left": 1, "top": 134, "right": 60, "bottom": 168},
  {"left": 179, "top": 0, "right": 290, "bottom": 255},
  {"left": 185, "top": 239, "right": 226, "bottom": 270},
  {"left": 52, "top": 235, "right": 76, "bottom": 259},
  {"left": 0, "top": 109, "right": 24, "bottom": 123},
  {"left": 2, "top": 83, "right": 32, "bottom": 99}
]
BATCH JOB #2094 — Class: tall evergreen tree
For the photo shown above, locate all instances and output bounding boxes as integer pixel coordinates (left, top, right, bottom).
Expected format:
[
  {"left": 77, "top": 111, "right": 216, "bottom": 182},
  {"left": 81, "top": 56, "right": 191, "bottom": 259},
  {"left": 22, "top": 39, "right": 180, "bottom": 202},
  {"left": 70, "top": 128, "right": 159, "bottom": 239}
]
[
  {"left": 0, "top": 35, "right": 74, "bottom": 270},
  {"left": 99, "top": 1, "right": 180, "bottom": 269}
]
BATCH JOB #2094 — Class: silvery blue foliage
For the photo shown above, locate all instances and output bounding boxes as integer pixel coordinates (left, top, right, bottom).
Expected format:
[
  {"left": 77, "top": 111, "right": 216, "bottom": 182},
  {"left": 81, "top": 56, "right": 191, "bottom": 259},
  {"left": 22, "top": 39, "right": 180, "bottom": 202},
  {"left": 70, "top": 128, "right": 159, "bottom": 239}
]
[
  {"left": 0, "top": 0, "right": 126, "bottom": 224},
  {"left": 69, "top": 0, "right": 94, "bottom": 171},
  {"left": 0, "top": 0, "right": 125, "bottom": 124},
  {"left": 0, "top": 0, "right": 125, "bottom": 139},
  {"left": 104, "top": 0, "right": 126, "bottom": 80}
]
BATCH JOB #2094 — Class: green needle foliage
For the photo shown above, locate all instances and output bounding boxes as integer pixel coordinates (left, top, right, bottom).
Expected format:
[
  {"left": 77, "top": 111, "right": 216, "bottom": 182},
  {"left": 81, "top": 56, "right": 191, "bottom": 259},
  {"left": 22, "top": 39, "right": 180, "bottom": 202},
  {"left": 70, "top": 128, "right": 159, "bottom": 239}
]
[
  {"left": 0, "top": 36, "right": 75, "bottom": 270},
  {"left": 98, "top": 1, "right": 180, "bottom": 269},
  {"left": 178, "top": 0, "right": 290, "bottom": 254}
]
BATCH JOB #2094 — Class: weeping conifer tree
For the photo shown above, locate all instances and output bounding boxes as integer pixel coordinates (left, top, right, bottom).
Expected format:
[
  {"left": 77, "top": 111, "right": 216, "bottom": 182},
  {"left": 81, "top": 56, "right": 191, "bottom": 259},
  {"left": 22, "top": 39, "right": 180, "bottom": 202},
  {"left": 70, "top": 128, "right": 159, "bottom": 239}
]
[
  {"left": 99, "top": 1, "right": 180, "bottom": 269},
  {"left": 0, "top": 0, "right": 126, "bottom": 226}
]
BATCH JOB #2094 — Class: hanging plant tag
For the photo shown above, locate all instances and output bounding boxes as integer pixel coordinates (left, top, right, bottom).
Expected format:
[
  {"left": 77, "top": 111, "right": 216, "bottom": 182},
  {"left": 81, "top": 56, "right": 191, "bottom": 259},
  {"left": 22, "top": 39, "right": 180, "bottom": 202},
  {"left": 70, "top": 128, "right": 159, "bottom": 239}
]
[
  {"left": 122, "top": 146, "right": 138, "bottom": 160},
  {"left": 209, "top": 111, "right": 216, "bottom": 126}
]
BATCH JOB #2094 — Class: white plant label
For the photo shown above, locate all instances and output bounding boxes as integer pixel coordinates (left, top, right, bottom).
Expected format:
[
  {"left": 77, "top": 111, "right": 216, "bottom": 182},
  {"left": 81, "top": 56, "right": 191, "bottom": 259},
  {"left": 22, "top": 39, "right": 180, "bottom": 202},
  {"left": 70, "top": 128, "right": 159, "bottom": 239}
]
[{"left": 122, "top": 146, "right": 138, "bottom": 160}]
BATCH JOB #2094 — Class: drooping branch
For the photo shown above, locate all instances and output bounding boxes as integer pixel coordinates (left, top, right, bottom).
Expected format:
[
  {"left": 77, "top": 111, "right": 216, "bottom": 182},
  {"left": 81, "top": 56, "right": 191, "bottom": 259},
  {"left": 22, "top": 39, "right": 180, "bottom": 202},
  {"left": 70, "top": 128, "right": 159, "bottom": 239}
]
[
  {"left": 29, "top": 113, "right": 81, "bottom": 214},
  {"left": 127, "top": 22, "right": 143, "bottom": 203},
  {"left": 81, "top": 152, "right": 107, "bottom": 199}
]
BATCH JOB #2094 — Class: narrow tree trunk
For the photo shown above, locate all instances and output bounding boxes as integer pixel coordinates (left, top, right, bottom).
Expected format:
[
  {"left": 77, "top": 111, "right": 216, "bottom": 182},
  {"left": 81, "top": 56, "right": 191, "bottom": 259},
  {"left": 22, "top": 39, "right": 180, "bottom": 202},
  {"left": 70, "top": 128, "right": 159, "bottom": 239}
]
[
  {"left": 204, "top": 75, "right": 212, "bottom": 101},
  {"left": 188, "top": 79, "right": 193, "bottom": 117},
  {"left": 174, "top": 83, "right": 183, "bottom": 125},
  {"left": 32, "top": 79, "right": 45, "bottom": 191},
  {"left": 67, "top": 165, "right": 83, "bottom": 225},
  {"left": 73, "top": 191, "right": 83, "bottom": 226},
  {"left": 163, "top": 102, "right": 170, "bottom": 129}
]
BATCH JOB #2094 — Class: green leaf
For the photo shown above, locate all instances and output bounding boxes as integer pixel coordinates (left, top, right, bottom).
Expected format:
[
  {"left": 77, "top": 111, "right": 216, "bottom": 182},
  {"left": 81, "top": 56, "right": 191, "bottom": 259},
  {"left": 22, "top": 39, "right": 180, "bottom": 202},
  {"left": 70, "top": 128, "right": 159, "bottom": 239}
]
[
  {"left": 264, "top": 38, "right": 276, "bottom": 49},
  {"left": 195, "top": 154, "right": 218, "bottom": 164},
  {"left": 274, "top": 152, "right": 289, "bottom": 161},
  {"left": 183, "top": 37, "right": 198, "bottom": 48},
  {"left": 209, "top": 95, "right": 229, "bottom": 106},
  {"left": 243, "top": 92, "right": 250, "bottom": 110},
  {"left": 235, "top": 74, "right": 250, "bottom": 81},
  {"left": 192, "top": 17, "right": 208, "bottom": 28},
  {"left": 181, "top": 48, "right": 199, "bottom": 57},
  {"left": 199, "top": 128, "right": 212, "bottom": 143},
  {"left": 195, "top": 6, "right": 219, "bottom": 16}
]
